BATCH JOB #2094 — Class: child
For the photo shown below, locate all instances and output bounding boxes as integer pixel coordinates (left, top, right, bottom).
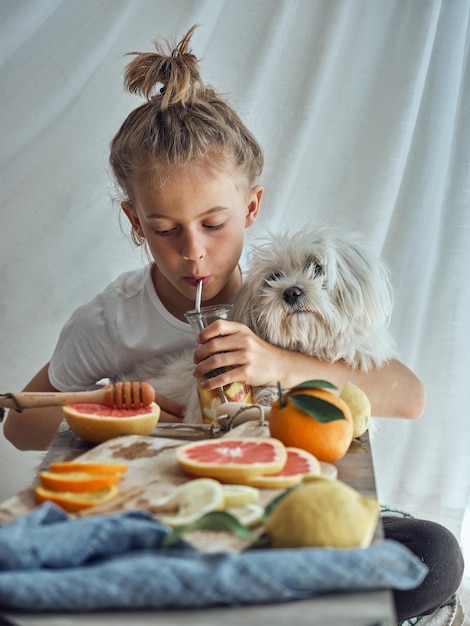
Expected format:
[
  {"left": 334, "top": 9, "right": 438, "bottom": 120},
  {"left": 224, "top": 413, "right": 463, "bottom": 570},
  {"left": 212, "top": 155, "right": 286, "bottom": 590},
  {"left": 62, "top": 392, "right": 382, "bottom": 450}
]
[{"left": 3, "top": 25, "right": 463, "bottom": 621}]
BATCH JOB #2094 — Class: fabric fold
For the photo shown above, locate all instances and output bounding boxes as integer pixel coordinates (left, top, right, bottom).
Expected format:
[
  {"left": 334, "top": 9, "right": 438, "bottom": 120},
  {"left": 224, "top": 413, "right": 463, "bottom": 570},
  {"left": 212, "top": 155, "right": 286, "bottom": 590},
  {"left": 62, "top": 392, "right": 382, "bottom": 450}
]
[{"left": 0, "top": 503, "right": 427, "bottom": 611}]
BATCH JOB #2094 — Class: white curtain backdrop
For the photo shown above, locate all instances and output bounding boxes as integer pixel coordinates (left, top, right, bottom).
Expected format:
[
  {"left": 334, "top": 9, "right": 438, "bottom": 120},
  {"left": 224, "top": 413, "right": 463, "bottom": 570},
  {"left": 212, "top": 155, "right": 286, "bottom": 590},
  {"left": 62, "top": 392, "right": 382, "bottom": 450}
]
[{"left": 1, "top": 0, "right": 469, "bottom": 552}]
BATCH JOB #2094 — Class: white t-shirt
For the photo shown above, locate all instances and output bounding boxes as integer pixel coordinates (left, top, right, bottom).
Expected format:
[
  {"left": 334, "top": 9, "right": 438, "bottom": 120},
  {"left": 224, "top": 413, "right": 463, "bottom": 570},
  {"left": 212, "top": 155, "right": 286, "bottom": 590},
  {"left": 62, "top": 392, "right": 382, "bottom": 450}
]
[{"left": 49, "top": 265, "right": 196, "bottom": 391}]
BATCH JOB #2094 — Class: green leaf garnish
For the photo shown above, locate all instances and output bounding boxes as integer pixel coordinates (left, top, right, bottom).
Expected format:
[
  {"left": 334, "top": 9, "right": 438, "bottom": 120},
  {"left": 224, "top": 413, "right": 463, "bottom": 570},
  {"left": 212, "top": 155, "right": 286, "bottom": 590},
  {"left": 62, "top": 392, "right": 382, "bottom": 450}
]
[
  {"left": 288, "top": 393, "right": 345, "bottom": 422},
  {"left": 290, "top": 379, "right": 338, "bottom": 392},
  {"left": 262, "top": 486, "right": 298, "bottom": 521},
  {"left": 276, "top": 379, "right": 344, "bottom": 423},
  {"left": 162, "top": 511, "right": 253, "bottom": 548}
]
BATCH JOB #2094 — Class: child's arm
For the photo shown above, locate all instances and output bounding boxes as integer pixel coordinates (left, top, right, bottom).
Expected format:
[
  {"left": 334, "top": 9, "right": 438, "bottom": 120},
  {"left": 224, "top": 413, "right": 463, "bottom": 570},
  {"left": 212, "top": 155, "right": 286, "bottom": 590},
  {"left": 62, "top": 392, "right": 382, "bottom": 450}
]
[
  {"left": 2, "top": 363, "right": 65, "bottom": 451},
  {"left": 192, "top": 322, "right": 426, "bottom": 420}
]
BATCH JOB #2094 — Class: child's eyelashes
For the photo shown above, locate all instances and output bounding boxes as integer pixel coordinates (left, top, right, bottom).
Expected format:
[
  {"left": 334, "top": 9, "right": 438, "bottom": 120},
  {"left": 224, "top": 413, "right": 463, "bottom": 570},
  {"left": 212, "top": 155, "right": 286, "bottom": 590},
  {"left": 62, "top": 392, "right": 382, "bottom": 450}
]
[
  {"left": 152, "top": 223, "right": 226, "bottom": 236},
  {"left": 153, "top": 228, "right": 176, "bottom": 237},
  {"left": 204, "top": 222, "right": 226, "bottom": 231}
]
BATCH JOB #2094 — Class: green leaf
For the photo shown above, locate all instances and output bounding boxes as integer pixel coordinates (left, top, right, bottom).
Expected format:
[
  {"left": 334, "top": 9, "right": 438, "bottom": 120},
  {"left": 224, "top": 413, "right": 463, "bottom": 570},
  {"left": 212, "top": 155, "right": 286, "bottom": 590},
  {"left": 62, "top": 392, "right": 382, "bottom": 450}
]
[
  {"left": 288, "top": 393, "right": 345, "bottom": 422},
  {"left": 289, "top": 379, "right": 338, "bottom": 392},
  {"left": 262, "top": 486, "right": 298, "bottom": 521},
  {"left": 162, "top": 511, "right": 254, "bottom": 548}
]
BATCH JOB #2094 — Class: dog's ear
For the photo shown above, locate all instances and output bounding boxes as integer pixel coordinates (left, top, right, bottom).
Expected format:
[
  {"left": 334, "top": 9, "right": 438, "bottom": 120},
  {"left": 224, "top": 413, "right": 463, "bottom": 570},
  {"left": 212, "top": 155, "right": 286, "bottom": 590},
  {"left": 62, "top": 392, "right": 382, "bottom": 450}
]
[{"left": 330, "top": 237, "right": 394, "bottom": 328}]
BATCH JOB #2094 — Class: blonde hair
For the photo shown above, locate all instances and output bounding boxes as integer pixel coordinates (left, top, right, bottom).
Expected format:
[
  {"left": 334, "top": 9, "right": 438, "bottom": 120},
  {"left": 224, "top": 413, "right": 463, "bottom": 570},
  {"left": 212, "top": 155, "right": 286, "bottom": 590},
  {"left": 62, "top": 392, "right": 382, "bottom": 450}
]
[{"left": 110, "top": 24, "right": 264, "bottom": 215}]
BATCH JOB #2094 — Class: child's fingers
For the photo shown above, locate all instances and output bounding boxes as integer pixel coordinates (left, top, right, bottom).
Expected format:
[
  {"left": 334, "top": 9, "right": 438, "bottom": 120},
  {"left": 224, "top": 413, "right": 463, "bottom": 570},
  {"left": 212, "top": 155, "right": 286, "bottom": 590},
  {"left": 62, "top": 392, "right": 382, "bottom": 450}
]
[{"left": 196, "top": 319, "right": 241, "bottom": 343}]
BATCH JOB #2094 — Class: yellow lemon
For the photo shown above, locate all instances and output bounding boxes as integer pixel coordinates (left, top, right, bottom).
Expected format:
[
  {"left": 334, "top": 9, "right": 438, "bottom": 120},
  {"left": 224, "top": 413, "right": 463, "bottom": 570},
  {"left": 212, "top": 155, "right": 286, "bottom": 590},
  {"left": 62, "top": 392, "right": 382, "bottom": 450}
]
[
  {"left": 264, "top": 475, "right": 379, "bottom": 549},
  {"left": 339, "top": 382, "right": 371, "bottom": 438}
]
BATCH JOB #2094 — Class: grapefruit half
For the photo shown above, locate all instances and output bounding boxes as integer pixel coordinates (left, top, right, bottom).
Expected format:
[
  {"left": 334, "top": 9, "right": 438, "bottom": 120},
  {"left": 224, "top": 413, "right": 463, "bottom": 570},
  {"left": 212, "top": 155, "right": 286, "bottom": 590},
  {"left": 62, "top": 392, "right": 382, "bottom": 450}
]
[
  {"left": 63, "top": 401, "right": 160, "bottom": 444},
  {"left": 176, "top": 438, "right": 287, "bottom": 483}
]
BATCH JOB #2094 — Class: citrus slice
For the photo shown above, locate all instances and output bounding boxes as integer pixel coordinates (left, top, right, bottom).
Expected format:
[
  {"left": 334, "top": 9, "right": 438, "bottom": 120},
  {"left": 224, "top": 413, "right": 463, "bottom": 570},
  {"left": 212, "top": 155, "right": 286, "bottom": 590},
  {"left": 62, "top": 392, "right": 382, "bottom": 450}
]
[
  {"left": 38, "top": 471, "right": 122, "bottom": 493},
  {"left": 226, "top": 503, "right": 264, "bottom": 527},
  {"left": 242, "top": 447, "right": 321, "bottom": 489},
  {"left": 48, "top": 462, "right": 129, "bottom": 475},
  {"left": 154, "top": 478, "right": 225, "bottom": 527},
  {"left": 63, "top": 401, "right": 160, "bottom": 444},
  {"left": 34, "top": 485, "right": 119, "bottom": 513},
  {"left": 176, "top": 438, "right": 287, "bottom": 483},
  {"left": 222, "top": 484, "right": 259, "bottom": 507}
]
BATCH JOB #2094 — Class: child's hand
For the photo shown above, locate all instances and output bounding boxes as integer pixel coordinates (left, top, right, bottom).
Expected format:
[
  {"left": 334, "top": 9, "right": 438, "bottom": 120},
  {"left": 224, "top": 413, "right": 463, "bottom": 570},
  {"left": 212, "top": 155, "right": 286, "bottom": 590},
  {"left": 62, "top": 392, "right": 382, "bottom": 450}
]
[{"left": 192, "top": 320, "right": 283, "bottom": 390}]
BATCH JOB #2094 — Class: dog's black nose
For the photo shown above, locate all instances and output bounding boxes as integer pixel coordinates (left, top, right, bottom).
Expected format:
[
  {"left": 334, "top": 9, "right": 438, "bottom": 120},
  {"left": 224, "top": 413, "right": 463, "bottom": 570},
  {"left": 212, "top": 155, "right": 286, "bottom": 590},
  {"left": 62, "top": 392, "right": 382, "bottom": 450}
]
[{"left": 283, "top": 286, "right": 303, "bottom": 305}]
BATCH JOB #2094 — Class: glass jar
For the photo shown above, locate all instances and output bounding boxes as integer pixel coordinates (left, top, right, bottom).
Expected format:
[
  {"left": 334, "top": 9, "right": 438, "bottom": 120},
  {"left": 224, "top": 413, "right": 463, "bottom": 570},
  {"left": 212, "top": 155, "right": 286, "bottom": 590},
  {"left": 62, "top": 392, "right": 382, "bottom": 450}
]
[{"left": 184, "top": 304, "right": 252, "bottom": 424}]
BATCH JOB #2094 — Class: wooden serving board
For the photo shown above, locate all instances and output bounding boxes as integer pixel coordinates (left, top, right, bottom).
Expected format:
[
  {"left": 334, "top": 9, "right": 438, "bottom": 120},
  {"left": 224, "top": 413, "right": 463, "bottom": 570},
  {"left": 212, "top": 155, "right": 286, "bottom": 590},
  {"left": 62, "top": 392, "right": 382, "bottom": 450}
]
[{"left": 0, "top": 420, "right": 285, "bottom": 552}]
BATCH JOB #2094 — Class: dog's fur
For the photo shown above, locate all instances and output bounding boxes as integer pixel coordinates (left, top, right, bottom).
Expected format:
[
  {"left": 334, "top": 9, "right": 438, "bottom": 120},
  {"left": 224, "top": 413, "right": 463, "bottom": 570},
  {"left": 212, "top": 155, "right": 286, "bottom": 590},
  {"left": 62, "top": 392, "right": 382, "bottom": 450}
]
[{"left": 121, "top": 228, "right": 397, "bottom": 422}]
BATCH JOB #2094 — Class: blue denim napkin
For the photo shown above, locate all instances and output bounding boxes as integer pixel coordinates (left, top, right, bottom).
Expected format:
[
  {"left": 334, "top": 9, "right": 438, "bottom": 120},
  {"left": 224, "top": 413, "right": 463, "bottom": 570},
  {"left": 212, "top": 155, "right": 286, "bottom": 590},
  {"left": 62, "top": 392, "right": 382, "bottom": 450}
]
[{"left": 0, "top": 502, "right": 427, "bottom": 611}]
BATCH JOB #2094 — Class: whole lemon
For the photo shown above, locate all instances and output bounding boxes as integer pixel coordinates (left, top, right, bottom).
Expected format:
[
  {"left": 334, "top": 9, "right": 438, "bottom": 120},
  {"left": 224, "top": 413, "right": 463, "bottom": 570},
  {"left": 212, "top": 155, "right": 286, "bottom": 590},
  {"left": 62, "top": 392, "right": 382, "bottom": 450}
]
[
  {"left": 264, "top": 475, "right": 379, "bottom": 549},
  {"left": 339, "top": 382, "right": 371, "bottom": 438}
]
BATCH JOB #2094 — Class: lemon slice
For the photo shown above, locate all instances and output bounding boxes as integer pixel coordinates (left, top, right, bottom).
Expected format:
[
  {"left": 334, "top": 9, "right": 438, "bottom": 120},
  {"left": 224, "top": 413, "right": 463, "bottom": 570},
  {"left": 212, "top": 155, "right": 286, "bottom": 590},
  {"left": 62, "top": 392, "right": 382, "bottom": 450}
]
[
  {"left": 154, "top": 478, "right": 225, "bottom": 528},
  {"left": 222, "top": 484, "right": 259, "bottom": 508},
  {"left": 226, "top": 503, "right": 264, "bottom": 528}
]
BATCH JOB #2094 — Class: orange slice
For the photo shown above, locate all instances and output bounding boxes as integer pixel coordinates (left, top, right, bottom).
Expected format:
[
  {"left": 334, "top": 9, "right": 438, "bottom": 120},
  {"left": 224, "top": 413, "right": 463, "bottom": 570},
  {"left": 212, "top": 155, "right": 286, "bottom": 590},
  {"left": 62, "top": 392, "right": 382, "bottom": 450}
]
[
  {"left": 48, "top": 461, "right": 129, "bottom": 475},
  {"left": 38, "top": 471, "right": 122, "bottom": 493},
  {"left": 176, "top": 438, "right": 287, "bottom": 483},
  {"left": 242, "top": 447, "right": 321, "bottom": 489},
  {"left": 35, "top": 485, "right": 119, "bottom": 513}
]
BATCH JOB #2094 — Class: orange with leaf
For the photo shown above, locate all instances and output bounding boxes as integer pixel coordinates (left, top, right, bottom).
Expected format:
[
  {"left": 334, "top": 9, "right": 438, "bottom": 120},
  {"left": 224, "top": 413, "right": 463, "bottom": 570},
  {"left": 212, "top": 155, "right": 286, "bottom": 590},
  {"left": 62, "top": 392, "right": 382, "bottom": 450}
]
[{"left": 269, "top": 380, "right": 354, "bottom": 463}]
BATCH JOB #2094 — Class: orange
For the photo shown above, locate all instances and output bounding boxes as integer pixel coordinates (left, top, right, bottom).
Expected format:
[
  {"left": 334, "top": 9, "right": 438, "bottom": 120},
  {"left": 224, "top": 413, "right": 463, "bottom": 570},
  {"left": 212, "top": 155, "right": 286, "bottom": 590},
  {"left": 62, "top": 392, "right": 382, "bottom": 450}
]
[
  {"left": 38, "top": 471, "right": 122, "bottom": 493},
  {"left": 62, "top": 401, "right": 160, "bottom": 444},
  {"left": 269, "top": 386, "right": 353, "bottom": 463},
  {"left": 48, "top": 461, "right": 129, "bottom": 475},
  {"left": 34, "top": 485, "right": 119, "bottom": 513},
  {"left": 176, "top": 437, "right": 287, "bottom": 483}
]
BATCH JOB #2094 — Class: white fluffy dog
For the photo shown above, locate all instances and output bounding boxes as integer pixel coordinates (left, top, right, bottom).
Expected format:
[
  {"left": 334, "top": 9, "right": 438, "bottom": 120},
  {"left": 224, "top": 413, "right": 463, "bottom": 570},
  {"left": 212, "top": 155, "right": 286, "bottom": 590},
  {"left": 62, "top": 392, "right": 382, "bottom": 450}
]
[{"left": 121, "top": 228, "right": 396, "bottom": 423}]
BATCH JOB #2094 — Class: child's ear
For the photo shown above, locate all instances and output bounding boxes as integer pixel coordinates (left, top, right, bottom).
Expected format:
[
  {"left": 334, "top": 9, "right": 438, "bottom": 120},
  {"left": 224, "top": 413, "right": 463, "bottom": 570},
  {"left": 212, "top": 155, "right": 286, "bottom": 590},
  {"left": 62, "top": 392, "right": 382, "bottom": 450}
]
[
  {"left": 245, "top": 185, "right": 263, "bottom": 227},
  {"left": 121, "top": 201, "right": 145, "bottom": 238}
]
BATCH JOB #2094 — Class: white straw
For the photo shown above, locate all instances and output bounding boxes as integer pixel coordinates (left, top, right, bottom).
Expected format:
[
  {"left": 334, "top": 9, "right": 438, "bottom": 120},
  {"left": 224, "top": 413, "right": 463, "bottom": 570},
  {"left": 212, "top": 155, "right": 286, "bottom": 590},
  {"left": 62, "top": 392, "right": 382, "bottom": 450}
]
[{"left": 195, "top": 279, "right": 203, "bottom": 313}]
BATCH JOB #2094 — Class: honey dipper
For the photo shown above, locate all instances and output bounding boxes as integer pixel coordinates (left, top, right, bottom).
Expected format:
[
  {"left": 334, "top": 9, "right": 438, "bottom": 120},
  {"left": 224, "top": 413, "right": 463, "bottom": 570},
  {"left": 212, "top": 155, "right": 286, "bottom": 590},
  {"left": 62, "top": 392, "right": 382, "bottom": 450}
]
[{"left": 0, "top": 381, "right": 155, "bottom": 415}]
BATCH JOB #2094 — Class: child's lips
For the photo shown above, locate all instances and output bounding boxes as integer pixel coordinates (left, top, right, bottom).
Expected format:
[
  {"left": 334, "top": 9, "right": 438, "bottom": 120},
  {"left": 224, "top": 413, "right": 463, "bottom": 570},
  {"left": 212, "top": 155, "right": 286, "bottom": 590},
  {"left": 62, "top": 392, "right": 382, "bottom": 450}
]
[{"left": 185, "top": 276, "right": 209, "bottom": 287}]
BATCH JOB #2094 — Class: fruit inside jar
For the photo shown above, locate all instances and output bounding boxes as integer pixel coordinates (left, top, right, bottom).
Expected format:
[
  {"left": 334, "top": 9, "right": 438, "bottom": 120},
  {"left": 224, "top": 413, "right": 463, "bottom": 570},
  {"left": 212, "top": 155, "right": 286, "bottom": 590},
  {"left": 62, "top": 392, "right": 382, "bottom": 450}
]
[{"left": 197, "top": 379, "right": 252, "bottom": 424}]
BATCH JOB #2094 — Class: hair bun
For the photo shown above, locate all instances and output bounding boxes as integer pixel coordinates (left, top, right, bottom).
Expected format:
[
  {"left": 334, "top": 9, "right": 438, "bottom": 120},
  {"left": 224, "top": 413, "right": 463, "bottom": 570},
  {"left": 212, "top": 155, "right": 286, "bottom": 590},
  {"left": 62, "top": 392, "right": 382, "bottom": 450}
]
[{"left": 124, "top": 24, "right": 204, "bottom": 107}]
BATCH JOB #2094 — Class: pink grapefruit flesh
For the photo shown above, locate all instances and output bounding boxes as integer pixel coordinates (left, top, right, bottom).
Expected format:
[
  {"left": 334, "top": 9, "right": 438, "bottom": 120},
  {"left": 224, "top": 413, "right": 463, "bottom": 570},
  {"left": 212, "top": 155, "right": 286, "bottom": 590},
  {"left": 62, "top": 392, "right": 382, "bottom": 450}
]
[
  {"left": 243, "top": 447, "right": 321, "bottom": 489},
  {"left": 176, "top": 438, "right": 287, "bottom": 482}
]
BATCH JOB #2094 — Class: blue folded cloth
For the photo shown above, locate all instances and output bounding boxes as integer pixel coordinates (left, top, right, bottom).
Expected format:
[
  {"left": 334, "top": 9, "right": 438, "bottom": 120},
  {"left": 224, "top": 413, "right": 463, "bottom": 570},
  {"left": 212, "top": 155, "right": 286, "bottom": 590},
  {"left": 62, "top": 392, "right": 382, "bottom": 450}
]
[{"left": 0, "top": 503, "right": 427, "bottom": 611}]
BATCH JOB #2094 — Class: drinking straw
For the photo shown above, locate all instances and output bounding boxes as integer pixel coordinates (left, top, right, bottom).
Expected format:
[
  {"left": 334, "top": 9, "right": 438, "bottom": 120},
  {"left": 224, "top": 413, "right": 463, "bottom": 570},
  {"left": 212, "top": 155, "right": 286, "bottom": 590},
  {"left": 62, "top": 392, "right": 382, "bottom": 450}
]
[{"left": 194, "top": 279, "right": 204, "bottom": 332}]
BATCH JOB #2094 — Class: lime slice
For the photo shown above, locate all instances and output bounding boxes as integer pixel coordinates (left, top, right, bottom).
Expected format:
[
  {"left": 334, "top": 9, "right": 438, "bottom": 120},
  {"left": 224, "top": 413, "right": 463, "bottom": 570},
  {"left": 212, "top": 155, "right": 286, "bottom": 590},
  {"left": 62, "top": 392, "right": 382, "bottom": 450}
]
[
  {"left": 222, "top": 484, "right": 259, "bottom": 508},
  {"left": 154, "top": 478, "right": 225, "bottom": 528}
]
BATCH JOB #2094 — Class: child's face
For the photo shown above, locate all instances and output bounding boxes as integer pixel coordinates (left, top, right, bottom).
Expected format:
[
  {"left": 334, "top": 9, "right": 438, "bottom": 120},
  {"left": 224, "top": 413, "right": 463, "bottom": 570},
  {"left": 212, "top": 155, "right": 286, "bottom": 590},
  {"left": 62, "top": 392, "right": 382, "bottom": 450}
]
[{"left": 122, "top": 164, "right": 262, "bottom": 318}]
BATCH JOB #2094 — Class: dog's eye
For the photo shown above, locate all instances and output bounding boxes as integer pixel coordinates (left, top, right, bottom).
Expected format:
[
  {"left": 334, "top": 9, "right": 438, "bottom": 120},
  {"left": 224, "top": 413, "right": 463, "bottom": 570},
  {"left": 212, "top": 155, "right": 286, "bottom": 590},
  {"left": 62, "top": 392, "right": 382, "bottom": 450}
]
[
  {"left": 265, "top": 271, "right": 284, "bottom": 283},
  {"left": 305, "top": 257, "right": 323, "bottom": 278}
]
